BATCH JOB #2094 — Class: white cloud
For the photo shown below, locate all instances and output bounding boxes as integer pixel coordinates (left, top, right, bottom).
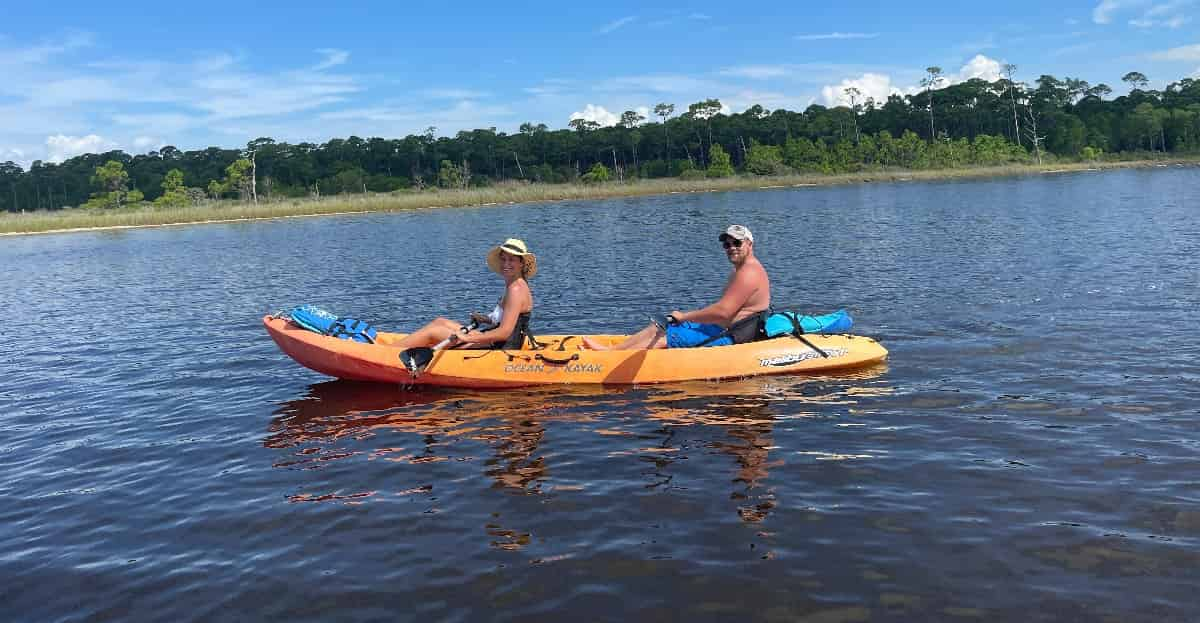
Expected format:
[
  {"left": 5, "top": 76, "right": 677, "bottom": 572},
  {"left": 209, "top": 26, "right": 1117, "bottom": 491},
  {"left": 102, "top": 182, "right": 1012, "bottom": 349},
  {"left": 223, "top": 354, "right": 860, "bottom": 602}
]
[
  {"left": 956, "top": 34, "right": 997, "bottom": 53},
  {"left": 721, "top": 90, "right": 810, "bottom": 114},
  {"left": 110, "top": 113, "right": 196, "bottom": 136},
  {"left": 312, "top": 48, "right": 349, "bottom": 71},
  {"left": 422, "top": 88, "right": 490, "bottom": 99},
  {"left": 1093, "top": 0, "right": 1136, "bottom": 23},
  {"left": 524, "top": 85, "right": 564, "bottom": 97},
  {"left": 956, "top": 54, "right": 1002, "bottom": 82},
  {"left": 795, "top": 32, "right": 879, "bottom": 41},
  {"left": 1051, "top": 42, "right": 1098, "bottom": 57},
  {"left": 821, "top": 73, "right": 901, "bottom": 107},
  {"left": 0, "top": 31, "right": 92, "bottom": 67},
  {"left": 0, "top": 35, "right": 367, "bottom": 163},
  {"left": 820, "top": 55, "right": 1003, "bottom": 106},
  {"left": 569, "top": 104, "right": 619, "bottom": 126},
  {"left": 46, "top": 134, "right": 118, "bottom": 163},
  {"left": 597, "top": 74, "right": 723, "bottom": 94},
  {"left": 716, "top": 62, "right": 904, "bottom": 86},
  {"left": 311, "top": 100, "right": 514, "bottom": 139},
  {"left": 184, "top": 65, "right": 360, "bottom": 120},
  {"left": 719, "top": 65, "right": 791, "bottom": 79},
  {"left": 522, "top": 78, "right": 573, "bottom": 98},
  {"left": 1151, "top": 43, "right": 1200, "bottom": 60},
  {"left": 1137, "top": 0, "right": 1195, "bottom": 27},
  {"left": 133, "top": 136, "right": 163, "bottom": 150},
  {"left": 599, "top": 16, "right": 637, "bottom": 34},
  {"left": 1131, "top": 14, "right": 1191, "bottom": 28},
  {"left": 689, "top": 13, "right": 711, "bottom": 20},
  {"left": 1095, "top": 0, "right": 1193, "bottom": 27},
  {"left": 32, "top": 76, "right": 126, "bottom": 106},
  {"left": 1, "top": 147, "right": 26, "bottom": 164}
]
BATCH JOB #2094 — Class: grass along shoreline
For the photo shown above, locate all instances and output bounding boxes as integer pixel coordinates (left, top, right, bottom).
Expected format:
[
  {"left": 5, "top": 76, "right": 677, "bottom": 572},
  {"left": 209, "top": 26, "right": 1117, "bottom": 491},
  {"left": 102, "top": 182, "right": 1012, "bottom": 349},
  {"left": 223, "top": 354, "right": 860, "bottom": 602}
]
[{"left": 4, "top": 157, "right": 1198, "bottom": 236}]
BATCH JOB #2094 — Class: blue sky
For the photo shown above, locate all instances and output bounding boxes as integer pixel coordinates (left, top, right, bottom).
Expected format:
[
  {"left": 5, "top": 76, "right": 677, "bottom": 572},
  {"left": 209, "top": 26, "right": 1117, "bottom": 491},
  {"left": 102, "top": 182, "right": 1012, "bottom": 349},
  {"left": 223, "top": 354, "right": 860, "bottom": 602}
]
[{"left": 2, "top": 1, "right": 1198, "bottom": 167}]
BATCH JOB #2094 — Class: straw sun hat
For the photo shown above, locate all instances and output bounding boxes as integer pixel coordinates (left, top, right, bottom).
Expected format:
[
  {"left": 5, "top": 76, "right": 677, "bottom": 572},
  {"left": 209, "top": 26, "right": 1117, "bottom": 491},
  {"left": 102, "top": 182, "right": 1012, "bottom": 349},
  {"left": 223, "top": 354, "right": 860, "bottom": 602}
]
[{"left": 486, "top": 238, "right": 537, "bottom": 279}]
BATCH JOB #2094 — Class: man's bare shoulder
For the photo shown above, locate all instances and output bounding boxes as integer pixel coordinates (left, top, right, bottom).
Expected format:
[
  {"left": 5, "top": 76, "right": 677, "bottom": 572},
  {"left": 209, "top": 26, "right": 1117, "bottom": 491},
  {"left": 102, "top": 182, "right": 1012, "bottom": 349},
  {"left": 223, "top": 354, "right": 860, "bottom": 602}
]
[{"left": 735, "top": 257, "right": 770, "bottom": 282}]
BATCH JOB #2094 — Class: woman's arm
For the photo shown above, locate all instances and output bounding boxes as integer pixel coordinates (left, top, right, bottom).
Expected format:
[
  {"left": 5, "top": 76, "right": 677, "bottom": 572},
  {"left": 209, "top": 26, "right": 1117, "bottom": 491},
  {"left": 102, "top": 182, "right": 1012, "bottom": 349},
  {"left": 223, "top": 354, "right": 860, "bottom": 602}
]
[{"left": 458, "top": 281, "right": 530, "bottom": 345}]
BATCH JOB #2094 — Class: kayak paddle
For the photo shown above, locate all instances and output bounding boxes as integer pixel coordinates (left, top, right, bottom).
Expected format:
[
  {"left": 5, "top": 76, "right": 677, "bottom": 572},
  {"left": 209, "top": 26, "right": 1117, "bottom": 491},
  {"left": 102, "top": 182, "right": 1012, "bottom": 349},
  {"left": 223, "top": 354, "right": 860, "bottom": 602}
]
[{"left": 399, "top": 320, "right": 479, "bottom": 375}]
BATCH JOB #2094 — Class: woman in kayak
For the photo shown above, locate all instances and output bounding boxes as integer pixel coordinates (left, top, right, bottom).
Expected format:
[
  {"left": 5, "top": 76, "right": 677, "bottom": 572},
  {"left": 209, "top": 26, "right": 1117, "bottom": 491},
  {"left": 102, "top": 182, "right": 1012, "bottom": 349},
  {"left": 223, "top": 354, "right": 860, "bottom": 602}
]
[{"left": 392, "top": 238, "right": 536, "bottom": 351}]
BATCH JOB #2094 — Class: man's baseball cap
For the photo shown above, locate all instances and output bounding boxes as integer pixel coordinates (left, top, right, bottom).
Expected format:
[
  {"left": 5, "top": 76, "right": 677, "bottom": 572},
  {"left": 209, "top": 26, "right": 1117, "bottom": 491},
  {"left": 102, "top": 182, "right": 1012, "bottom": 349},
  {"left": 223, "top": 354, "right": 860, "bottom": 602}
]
[{"left": 718, "top": 224, "right": 753, "bottom": 243}]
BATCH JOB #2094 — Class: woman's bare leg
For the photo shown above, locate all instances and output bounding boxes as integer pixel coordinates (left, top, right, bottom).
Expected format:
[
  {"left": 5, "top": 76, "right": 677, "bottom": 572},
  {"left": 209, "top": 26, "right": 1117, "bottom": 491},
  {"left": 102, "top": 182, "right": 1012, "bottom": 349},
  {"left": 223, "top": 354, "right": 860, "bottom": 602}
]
[
  {"left": 392, "top": 317, "right": 463, "bottom": 351},
  {"left": 581, "top": 323, "right": 667, "bottom": 350}
]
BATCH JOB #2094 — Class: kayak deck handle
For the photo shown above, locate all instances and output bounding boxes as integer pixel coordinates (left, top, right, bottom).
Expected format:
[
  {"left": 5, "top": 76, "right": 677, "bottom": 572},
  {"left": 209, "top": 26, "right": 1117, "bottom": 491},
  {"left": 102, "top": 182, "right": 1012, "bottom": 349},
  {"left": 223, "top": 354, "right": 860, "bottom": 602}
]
[{"left": 535, "top": 353, "right": 580, "bottom": 365}]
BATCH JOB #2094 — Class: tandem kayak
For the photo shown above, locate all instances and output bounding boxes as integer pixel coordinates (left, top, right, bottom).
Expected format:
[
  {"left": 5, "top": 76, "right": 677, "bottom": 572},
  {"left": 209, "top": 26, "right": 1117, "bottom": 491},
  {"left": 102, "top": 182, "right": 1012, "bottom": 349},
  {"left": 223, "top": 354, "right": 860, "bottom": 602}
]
[{"left": 263, "top": 315, "right": 888, "bottom": 388}]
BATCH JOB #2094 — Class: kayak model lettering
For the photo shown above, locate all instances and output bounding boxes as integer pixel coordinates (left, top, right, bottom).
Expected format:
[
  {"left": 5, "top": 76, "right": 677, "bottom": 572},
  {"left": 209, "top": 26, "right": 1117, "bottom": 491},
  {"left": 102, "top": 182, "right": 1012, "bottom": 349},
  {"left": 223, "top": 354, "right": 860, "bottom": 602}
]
[
  {"left": 759, "top": 348, "right": 849, "bottom": 367},
  {"left": 504, "top": 363, "right": 546, "bottom": 374},
  {"left": 502, "top": 362, "right": 603, "bottom": 374}
]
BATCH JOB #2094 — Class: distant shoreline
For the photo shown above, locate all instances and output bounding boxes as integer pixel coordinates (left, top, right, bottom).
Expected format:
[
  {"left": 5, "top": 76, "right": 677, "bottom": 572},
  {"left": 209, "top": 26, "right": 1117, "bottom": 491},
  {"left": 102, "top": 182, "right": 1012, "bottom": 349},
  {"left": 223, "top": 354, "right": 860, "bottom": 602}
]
[{"left": 3, "top": 158, "right": 1197, "bottom": 237}]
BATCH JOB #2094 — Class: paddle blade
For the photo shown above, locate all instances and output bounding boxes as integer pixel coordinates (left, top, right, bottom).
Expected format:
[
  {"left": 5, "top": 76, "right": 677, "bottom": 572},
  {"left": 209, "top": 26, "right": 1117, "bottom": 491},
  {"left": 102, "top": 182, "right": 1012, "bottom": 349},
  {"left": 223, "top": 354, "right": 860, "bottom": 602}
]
[
  {"left": 399, "top": 347, "right": 435, "bottom": 374},
  {"left": 399, "top": 325, "right": 468, "bottom": 376}
]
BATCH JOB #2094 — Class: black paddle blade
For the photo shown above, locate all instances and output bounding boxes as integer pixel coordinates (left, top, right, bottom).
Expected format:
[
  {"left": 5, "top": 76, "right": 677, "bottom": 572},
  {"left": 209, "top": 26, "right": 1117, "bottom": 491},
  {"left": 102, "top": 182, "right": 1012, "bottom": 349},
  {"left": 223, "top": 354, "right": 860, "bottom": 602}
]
[{"left": 399, "top": 347, "right": 435, "bottom": 374}]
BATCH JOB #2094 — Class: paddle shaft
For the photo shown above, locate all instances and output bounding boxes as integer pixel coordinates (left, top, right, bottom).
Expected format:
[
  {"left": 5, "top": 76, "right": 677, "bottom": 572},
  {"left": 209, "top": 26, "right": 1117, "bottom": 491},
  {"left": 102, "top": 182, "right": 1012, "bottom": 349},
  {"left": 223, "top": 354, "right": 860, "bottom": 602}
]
[{"left": 400, "top": 319, "right": 480, "bottom": 375}]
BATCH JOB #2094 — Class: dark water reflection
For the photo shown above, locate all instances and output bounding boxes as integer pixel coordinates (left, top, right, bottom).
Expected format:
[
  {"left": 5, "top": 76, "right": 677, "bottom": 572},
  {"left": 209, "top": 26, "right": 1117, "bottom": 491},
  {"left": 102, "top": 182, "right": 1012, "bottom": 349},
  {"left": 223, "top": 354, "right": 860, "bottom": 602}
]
[
  {"left": 3, "top": 167, "right": 1200, "bottom": 621},
  {"left": 266, "top": 373, "right": 888, "bottom": 521}
]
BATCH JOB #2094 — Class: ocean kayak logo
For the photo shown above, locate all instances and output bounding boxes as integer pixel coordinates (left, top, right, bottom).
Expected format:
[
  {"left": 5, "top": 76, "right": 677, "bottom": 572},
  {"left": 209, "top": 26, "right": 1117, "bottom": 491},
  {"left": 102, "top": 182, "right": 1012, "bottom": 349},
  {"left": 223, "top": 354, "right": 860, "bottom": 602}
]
[
  {"left": 759, "top": 348, "right": 847, "bottom": 367},
  {"left": 503, "top": 362, "right": 603, "bottom": 374}
]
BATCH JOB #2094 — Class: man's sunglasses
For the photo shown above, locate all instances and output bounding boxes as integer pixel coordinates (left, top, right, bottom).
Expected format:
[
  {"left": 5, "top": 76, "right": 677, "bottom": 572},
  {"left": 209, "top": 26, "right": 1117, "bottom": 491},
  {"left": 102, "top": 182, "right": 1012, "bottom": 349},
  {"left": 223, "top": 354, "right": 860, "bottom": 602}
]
[{"left": 721, "top": 239, "right": 744, "bottom": 249}]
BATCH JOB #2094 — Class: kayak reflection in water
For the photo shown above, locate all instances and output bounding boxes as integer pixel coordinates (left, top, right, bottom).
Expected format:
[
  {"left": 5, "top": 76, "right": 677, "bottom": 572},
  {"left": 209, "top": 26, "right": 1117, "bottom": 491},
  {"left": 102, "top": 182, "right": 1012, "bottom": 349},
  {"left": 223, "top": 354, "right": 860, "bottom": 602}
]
[
  {"left": 582, "top": 224, "right": 771, "bottom": 350},
  {"left": 392, "top": 238, "right": 536, "bottom": 352}
]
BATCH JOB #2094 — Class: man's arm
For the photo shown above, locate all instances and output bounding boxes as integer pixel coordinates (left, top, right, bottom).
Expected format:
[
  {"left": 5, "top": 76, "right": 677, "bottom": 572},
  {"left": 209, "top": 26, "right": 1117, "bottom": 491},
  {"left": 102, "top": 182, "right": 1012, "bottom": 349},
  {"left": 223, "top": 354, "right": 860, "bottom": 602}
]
[{"left": 673, "top": 267, "right": 759, "bottom": 326}]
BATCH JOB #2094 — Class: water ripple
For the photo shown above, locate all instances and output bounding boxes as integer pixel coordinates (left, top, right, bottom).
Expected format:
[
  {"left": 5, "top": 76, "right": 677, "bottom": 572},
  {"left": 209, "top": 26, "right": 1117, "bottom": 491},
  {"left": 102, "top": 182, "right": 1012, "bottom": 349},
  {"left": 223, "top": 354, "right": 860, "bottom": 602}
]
[{"left": 2, "top": 168, "right": 1199, "bottom": 621}]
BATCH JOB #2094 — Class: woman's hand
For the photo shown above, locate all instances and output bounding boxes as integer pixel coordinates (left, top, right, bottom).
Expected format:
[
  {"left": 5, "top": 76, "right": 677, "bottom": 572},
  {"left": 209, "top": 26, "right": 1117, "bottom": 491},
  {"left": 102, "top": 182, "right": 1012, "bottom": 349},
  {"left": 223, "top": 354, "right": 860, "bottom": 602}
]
[
  {"left": 448, "top": 323, "right": 478, "bottom": 345},
  {"left": 469, "top": 311, "right": 493, "bottom": 327}
]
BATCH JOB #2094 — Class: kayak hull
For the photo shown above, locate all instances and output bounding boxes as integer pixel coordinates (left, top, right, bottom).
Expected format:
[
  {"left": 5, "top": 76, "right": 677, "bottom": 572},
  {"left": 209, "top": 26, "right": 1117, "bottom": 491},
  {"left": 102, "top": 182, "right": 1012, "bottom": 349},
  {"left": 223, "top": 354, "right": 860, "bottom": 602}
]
[{"left": 263, "top": 316, "right": 888, "bottom": 388}]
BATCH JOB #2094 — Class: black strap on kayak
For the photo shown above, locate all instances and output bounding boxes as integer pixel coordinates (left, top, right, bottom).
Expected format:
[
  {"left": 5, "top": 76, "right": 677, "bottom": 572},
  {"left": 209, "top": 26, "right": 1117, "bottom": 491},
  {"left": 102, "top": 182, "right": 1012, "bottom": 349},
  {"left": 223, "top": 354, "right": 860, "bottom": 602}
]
[
  {"left": 329, "top": 317, "right": 376, "bottom": 344},
  {"left": 794, "top": 334, "right": 829, "bottom": 358},
  {"left": 779, "top": 311, "right": 829, "bottom": 357},
  {"left": 693, "top": 311, "right": 767, "bottom": 348}
]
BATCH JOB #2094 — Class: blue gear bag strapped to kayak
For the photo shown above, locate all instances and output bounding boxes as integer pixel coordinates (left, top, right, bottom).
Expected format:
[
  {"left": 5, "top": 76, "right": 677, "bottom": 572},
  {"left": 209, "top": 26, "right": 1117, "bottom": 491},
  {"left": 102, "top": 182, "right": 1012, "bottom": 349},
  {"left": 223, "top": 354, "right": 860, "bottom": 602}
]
[
  {"left": 286, "top": 304, "right": 378, "bottom": 343},
  {"left": 763, "top": 309, "right": 853, "bottom": 338}
]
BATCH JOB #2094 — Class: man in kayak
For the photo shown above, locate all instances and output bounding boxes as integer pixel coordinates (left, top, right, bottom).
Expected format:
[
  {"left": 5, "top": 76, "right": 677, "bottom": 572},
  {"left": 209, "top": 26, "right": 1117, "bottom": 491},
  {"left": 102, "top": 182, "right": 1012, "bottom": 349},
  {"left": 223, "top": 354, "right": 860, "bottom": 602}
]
[{"left": 582, "top": 224, "right": 770, "bottom": 350}]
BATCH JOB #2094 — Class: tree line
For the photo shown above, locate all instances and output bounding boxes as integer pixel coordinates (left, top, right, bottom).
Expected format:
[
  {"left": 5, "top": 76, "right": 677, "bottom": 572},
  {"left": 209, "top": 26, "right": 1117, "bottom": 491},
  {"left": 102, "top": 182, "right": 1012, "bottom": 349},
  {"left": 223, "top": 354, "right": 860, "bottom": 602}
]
[{"left": 3, "top": 70, "right": 1199, "bottom": 212}]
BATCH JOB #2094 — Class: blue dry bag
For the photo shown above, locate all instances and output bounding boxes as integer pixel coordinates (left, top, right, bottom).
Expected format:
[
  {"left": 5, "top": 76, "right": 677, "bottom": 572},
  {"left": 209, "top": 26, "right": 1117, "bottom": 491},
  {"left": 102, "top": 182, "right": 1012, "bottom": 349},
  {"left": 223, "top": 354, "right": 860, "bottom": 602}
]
[
  {"left": 286, "top": 304, "right": 378, "bottom": 343},
  {"left": 763, "top": 309, "right": 853, "bottom": 338}
]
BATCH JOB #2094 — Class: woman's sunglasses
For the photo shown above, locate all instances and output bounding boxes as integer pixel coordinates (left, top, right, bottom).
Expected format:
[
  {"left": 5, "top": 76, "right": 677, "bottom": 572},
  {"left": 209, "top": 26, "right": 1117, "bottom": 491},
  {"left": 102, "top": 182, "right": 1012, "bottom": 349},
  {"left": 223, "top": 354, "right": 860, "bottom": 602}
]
[{"left": 721, "top": 239, "right": 744, "bottom": 249}]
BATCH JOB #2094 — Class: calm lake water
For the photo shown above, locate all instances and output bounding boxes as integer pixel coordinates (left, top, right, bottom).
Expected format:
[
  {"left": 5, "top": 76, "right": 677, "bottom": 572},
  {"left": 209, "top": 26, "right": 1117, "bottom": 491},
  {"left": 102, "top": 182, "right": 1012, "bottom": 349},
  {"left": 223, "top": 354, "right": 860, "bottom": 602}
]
[{"left": 3, "top": 167, "right": 1199, "bottom": 621}]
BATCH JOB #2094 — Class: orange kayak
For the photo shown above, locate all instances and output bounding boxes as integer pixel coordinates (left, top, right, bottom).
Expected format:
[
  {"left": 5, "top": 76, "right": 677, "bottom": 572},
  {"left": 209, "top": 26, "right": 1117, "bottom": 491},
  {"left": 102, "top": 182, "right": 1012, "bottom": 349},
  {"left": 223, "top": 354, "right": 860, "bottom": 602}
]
[{"left": 263, "top": 315, "right": 888, "bottom": 388}]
